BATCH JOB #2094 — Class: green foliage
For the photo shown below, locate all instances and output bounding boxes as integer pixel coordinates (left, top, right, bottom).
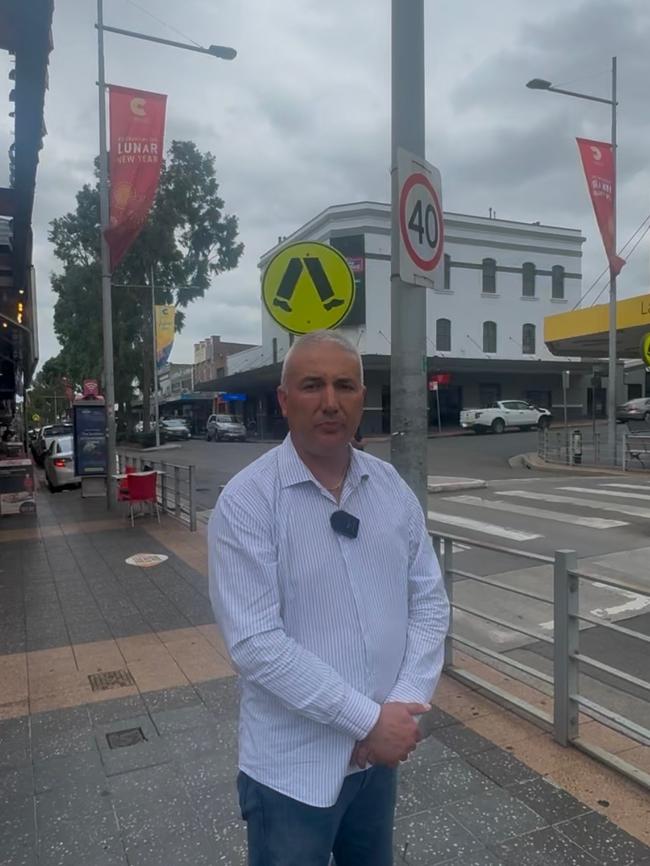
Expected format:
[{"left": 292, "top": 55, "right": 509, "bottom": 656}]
[{"left": 48, "top": 140, "right": 244, "bottom": 420}]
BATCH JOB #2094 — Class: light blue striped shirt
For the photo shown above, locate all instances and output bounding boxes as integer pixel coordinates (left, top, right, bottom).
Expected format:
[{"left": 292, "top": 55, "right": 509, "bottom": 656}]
[{"left": 208, "top": 435, "right": 449, "bottom": 807}]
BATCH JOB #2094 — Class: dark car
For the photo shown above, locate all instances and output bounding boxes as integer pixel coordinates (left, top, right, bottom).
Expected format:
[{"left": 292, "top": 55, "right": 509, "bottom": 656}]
[
  {"left": 158, "top": 418, "right": 191, "bottom": 441},
  {"left": 616, "top": 398, "right": 650, "bottom": 423}
]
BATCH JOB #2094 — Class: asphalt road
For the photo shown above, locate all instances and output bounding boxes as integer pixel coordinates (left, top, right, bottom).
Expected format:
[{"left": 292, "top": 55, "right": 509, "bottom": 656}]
[{"left": 146, "top": 430, "right": 650, "bottom": 734}]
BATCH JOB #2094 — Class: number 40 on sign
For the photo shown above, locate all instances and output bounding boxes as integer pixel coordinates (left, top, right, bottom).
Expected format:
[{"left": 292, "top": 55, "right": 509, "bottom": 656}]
[{"left": 397, "top": 147, "right": 444, "bottom": 286}]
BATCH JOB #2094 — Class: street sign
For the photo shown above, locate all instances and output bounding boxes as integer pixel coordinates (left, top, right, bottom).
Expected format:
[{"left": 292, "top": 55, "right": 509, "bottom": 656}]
[
  {"left": 31, "top": 413, "right": 40, "bottom": 422},
  {"left": 641, "top": 332, "right": 650, "bottom": 366},
  {"left": 428, "top": 380, "right": 438, "bottom": 392},
  {"left": 397, "top": 147, "right": 444, "bottom": 286},
  {"left": 262, "top": 241, "right": 355, "bottom": 334},
  {"left": 83, "top": 379, "right": 99, "bottom": 398}
]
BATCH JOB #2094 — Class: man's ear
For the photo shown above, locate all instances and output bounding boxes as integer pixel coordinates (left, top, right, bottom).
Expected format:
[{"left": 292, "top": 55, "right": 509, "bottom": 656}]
[{"left": 277, "top": 385, "right": 288, "bottom": 419}]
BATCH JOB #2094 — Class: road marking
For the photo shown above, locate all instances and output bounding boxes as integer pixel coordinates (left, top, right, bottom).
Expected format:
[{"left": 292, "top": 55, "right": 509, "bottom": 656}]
[
  {"left": 446, "top": 495, "right": 628, "bottom": 529},
  {"left": 590, "top": 582, "right": 650, "bottom": 618},
  {"left": 560, "top": 486, "right": 650, "bottom": 502},
  {"left": 427, "top": 510, "right": 541, "bottom": 542},
  {"left": 499, "top": 490, "right": 650, "bottom": 519},
  {"left": 601, "top": 483, "right": 650, "bottom": 491}
]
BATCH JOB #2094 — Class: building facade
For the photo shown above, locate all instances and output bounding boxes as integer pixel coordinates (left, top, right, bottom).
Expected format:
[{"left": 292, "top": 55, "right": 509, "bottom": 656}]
[
  {"left": 193, "top": 335, "right": 255, "bottom": 386},
  {"left": 200, "top": 202, "right": 602, "bottom": 436}
]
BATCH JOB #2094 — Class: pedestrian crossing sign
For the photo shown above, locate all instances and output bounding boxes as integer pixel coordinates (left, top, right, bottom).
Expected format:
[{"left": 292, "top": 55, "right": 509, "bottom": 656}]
[{"left": 262, "top": 242, "right": 356, "bottom": 334}]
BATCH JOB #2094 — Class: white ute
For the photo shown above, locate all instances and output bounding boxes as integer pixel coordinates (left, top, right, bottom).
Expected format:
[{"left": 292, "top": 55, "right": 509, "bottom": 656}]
[{"left": 460, "top": 400, "right": 552, "bottom": 434}]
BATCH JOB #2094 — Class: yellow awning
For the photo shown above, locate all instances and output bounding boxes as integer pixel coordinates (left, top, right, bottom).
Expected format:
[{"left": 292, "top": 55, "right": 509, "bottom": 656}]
[{"left": 545, "top": 293, "right": 650, "bottom": 358}]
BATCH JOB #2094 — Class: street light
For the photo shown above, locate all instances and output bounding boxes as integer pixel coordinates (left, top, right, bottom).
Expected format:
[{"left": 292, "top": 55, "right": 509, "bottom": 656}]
[
  {"left": 526, "top": 58, "right": 618, "bottom": 462},
  {"left": 96, "top": 0, "right": 236, "bottom": 505}
]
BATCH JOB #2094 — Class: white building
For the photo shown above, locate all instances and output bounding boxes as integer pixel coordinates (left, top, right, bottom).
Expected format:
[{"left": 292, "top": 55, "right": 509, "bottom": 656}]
[{"left": 204, "top": 202, "right": 602, "bottom": 436}]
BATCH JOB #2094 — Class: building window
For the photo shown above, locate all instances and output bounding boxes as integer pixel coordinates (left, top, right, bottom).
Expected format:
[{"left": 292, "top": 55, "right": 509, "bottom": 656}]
[
  {"left": 552, "top": 265, "right": 565, "bottom": 299},
  {"left": 522, "top": 262, "right": 535, "bottom": 297},
  {"left": 522, "top": 323, "right": 536, "bottom": 355},
  {"left": 483, "top": 320, "right": 497, "bottom": 353},
  {"left": 482, "top": 258, "right": 496, "bottom": 294},
  {"left": 436, "top": 318, "right": 451, "bottom": 352},
  {"left": 444, "top": 254, "right": 451, "bottom": 291}
]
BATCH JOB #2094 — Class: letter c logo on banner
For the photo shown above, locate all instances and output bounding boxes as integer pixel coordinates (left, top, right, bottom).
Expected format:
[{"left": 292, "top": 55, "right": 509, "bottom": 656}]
[
  {"left": 130, "top": 97, "right": 146, "bottom": 117},
  {"left": 590, "top": 145, "right": 602, "bottom": 161}
]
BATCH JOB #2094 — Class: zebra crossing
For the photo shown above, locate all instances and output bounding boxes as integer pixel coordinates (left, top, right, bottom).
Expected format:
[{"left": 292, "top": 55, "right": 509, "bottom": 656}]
[{"left": 427, "top": 479, "right": 650, "bottom": 543}]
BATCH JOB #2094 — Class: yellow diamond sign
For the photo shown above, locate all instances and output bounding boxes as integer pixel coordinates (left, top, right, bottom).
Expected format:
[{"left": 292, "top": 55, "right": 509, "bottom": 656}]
[{"left": 262, "top": 241, "right": 355, "bottom": 334}]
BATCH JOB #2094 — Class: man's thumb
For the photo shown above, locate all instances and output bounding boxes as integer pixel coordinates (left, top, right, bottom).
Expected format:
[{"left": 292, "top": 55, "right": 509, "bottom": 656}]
[{"left": 406, "top": 702, "right": 432, "bottom": 715}]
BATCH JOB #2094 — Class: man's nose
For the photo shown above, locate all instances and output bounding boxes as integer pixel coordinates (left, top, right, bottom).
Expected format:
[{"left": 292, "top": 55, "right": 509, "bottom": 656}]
[{"left": 321, "top": 385, "right": 339, "bottom": 414}]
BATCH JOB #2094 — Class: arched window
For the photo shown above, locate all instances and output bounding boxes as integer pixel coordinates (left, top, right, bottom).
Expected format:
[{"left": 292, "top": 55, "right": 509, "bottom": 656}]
[
  {"left": 522, "top": 323, "right": 536, "bottom": 355},
  {"left": 482, "top": 258, "right": 496, "bottom": 294},
  {"left": 444, "top": 254, "right": 451, "bottom": 291},
  {"left": 483, "top": 321, "right": 497, "bottom": 353},
  {"left": 436, "top": 318, "right": 451, "bottom": 352},
  {"left": 552, "top": 265, "right": 565, "bottom": 299},
  {"left": 522, "top": 262, "right": 536, "bottom": 297}
]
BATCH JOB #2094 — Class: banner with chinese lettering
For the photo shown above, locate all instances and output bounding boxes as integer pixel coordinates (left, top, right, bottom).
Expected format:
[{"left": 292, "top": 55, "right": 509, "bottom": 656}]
[
  {"left": 155, "top": 304, "right": 175, "bottom": 370},
  {"left": 576, "top": 138, "right": 625, "bottom": 277},
  {"left": 105, "top": 85, "right": 167, "bottom": 268}
]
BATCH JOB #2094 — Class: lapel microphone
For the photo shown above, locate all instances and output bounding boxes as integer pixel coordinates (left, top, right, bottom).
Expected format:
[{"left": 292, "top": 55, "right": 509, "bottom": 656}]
[{"left": 330, "top": 510, "right": 360, "bottom": 539}]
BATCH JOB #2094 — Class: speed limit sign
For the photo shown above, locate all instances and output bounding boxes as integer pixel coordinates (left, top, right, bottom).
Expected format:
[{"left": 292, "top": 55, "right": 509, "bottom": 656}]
[{"left": 397, "top": 148, "right": 444, "bottom": 285}]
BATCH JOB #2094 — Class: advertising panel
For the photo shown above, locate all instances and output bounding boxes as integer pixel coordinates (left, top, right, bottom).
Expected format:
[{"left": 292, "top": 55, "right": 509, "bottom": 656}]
[{"left": 73, "top": 402, "right": 108, "bottom": 477}]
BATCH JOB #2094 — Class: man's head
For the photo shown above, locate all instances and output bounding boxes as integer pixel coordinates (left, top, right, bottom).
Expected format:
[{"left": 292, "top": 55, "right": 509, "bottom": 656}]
[{"left": 277, "top": 330, "right": 365, "bottom": 458}]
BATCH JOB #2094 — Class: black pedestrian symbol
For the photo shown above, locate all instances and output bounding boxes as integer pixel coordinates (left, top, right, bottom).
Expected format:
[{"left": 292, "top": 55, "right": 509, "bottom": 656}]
[{"left": 273, "top": 255, "right": 345, "bottom": 314}]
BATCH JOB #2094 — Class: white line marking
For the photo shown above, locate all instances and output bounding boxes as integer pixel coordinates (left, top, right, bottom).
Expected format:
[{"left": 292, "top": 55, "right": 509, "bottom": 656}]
[
  {"left": 560, "top": 486, "right": 650, "bottom": 502},
  {"left": 427, "top": 510, "right": 541, "bottom": 542},
  {"left": 499, "top": 490, "right": 650, "bottom": 519},
  {"left": 601, "top": 483, "right": 650, "bottom": 491},
  {"left": 590, "top": 582, "right": 650, "bottom": 618},
  {"left": 446, "top": 495, "right": 627, "bottom": 530}
]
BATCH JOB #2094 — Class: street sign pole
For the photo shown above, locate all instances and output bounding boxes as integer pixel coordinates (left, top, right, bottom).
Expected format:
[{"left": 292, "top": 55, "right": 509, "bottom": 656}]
[
  {"left": 151, "top": 267, "right": 161, "bottom": 448},
  {"left": 390, "top": 0, "right": 427, "bottom": 511}
]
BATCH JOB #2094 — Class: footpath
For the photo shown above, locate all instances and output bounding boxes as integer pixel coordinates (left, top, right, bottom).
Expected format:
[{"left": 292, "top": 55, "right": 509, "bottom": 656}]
[{"left": 1, "top": 485, "right": 649, "bottom": 865}]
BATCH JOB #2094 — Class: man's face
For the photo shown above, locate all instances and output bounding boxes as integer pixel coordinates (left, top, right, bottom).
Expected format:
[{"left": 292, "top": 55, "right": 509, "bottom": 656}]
[{"left": 277, "top": 343, "right": 365, "bottom": 457}]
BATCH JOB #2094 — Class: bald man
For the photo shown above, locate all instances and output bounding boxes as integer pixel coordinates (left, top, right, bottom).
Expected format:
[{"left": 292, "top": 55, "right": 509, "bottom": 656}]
[{"left": 209, "top": 330, "right": 449, "bottom": 866}]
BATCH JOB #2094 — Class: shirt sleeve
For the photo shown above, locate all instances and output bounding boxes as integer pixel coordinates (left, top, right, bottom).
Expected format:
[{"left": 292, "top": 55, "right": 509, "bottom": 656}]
[
  {"left": 385, "top": 485, "right": 450, "bottom": 704},
  {"left": 208, "top": 487, "right": 381, "bottom": 741}
]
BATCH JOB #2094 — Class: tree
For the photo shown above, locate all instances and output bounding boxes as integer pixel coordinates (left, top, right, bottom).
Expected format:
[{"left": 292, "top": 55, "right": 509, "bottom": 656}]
[
  {"left": 49, "top": 140, "right": 244, "bottom": 430},
  {"left": 26, "top": 355, "right": 76, "bottom": 425}
]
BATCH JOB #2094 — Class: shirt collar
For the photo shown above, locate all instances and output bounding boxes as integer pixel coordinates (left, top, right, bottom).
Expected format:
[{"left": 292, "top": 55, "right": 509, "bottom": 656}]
[{"left": 278, "top": 433, "right": 370, "bottom": 491}]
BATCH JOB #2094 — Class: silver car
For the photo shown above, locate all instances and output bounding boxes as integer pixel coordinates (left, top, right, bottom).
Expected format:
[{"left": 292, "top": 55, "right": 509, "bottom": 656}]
[
  {"left": 206, "top": 413, "right": 247, "bottom": 442},
  {"left": 43, "top": 435, "right": 81, "bottom": 492},
  {"left": 616, "top": 398, "right": 650, "bottom": 423}
]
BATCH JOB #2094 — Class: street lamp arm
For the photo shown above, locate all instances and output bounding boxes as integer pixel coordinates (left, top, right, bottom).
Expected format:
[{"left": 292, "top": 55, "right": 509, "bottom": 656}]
[
  {"left": 545, "top": 85, "right": 613, "bottom": 106},
  {"left": 96, "top": 24, "right": 237, "bottom": 60}
]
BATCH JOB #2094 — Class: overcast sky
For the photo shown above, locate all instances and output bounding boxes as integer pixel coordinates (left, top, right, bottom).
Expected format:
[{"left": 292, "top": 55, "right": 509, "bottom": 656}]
[{"left": 7, "top": 0, "right": 650, "bottom": 366}]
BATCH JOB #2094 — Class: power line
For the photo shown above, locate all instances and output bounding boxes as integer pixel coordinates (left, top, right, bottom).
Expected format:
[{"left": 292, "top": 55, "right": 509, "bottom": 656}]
[
  {"left": 121, "top": 0, "right": 202, "bottom": 48},
  {"left": 590, "top": 219, "right": 650, "bottom": 306}
]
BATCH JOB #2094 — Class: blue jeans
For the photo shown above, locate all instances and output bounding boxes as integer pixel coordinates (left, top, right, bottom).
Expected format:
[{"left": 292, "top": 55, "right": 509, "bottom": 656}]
[{"left": 237, "top": 767, "right": 397, "bottom": 866}]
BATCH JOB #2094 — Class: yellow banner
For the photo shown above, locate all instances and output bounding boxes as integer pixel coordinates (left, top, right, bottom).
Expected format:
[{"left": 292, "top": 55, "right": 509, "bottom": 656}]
[{"left": 155, "top": 304, "right": 175, "bottom": 369}]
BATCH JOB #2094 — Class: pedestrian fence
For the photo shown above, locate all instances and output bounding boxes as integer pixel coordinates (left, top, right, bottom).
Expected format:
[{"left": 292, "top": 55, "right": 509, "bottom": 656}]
[
  {"left": 117, "top": 451, "right": 197, "bottom": 531},
  {"left": 431, "top": 530, "right": 650, "bottom": 791},
  {"left": 538, "top": 426, "right": 650, "bottom": 471}
]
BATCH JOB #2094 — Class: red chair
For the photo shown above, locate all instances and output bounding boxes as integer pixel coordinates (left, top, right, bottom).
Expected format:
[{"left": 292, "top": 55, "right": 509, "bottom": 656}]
[
  {"left": 117, "top": 465, "right": 137, "bottom": 502},
  {"left": 126, "top": 471, "right": 160, "bottom": 527}
]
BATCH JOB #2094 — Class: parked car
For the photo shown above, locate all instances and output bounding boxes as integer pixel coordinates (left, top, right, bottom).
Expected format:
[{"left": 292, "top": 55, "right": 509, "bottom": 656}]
[
  {"left": 159, "top": 418, "right": 191, "bottom": 441},
  {"left": 616, "top": 398, "right": 650, "bottom": 423},
  {"left": 32, "top": 423, "right": 73, "bottom": 466},
  {"left": 206, "top": 413, "right": 247, "bottom": 442},
  {"left": 43, "top": 435, "right": 80, "bottom": 492},
  {"left": 460, "top": 400, "right": 552, "bottom": 434}
]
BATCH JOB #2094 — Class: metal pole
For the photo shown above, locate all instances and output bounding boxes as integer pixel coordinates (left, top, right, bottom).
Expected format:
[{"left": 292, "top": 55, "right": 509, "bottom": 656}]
[
  {"left": 151, "top": 266, "right": 161, "bottom": 447},
  {"left": 435, "top": 386, "right": 442, "bottom": 435},
  {"left": 442, "top": 536, "right": 454, "bottom": 669},
  {"left": 390, "top": 0, "right": 427, "bottom": 511},
  {"left": 553, "top": 549, "right": 579, "bottom": 746},
  {"left": 97, "top": 0, "right": 117, "bottom": 506},
  {"left": 607, "top": 56, "right": 618, "bottom": 464}
]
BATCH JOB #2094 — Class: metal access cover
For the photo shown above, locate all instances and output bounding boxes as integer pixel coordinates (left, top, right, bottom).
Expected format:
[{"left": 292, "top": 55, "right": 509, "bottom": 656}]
[
  {"left": 88, "top": 669, "right": 136, "bottom": 692},
  {"left": 106, "top": 727, "right": 146, "bottom": 749}
]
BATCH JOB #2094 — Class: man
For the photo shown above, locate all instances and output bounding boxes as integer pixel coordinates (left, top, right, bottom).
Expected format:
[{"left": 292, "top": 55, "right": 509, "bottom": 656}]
[{"left": 208, "top": 330, "right": 449, "bottom": 866}]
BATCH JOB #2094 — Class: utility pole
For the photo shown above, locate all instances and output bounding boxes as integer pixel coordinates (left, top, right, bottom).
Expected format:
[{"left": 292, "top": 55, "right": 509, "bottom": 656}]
[
  {"left": 151, "top": 267, "right": 161, "bottom": 447},
  {"left": 97, "top": 0, "right": 117, "bottom": 506},
  {"left": 390, "top": 0, "right": 428, "bottom": 510},
  {"left": 607, "top": 56, "right": 617, "bottom": 464}
]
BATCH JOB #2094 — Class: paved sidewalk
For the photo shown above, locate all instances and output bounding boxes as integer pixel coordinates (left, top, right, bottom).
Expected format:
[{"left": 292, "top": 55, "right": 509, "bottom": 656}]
[{"left": 1, "top": 487, "right": 649, "bottom": 865}]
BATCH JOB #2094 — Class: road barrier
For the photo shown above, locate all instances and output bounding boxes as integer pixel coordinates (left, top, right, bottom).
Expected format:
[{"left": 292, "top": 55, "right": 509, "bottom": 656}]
[
  {"left": 117, "top": 451, "right": 197, "bottom": 531},
  {"left": 538, "top": 426, "right": 650, "bottom": 471},
  {"left": 432, "top": 530, "right": 650, "bottom": 791}
]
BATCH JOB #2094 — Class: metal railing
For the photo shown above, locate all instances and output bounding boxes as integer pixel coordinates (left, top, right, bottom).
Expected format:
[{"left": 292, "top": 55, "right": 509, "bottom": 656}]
[
  {"left": 117, "top": 451, "right": 197, "bottom": 531},
  {"left": 622, "top": 432, "right": 650, "bottom": 472},
  {"left": 432, "top": 530, "right": 650, "bottom": 791},
  {"left": 539, "top": 426, "right": 650, "bottom": 472}
]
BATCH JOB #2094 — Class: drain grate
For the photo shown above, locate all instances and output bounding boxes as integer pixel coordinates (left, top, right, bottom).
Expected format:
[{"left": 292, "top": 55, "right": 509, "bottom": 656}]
[
  {"left": 106, "top": 727, "right": 146, "bottom": 749},
  {"left": 88, "top": 669, "right": 136, "bottom": 692}
]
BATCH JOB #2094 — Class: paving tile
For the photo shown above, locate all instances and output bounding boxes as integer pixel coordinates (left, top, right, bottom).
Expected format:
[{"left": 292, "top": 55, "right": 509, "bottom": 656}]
[
  {"left": 396, "top": 757, "right": 498, "bottom": 818},
  {"left": 0, "top": 795, "right": 36, "bottom": 866},
  {"left": 124, "top": 825, "right": 229, "bottom": 866},
  {"left": 509, "top": 777, "right": 592, "bottom": 825},
  {"left": 494, "top": 825, "right": 600, "bottom": 865},
  {"left": 162, "top": 716, "right": 238, "bottom": 759},
  {"left": 151, "top": 703, "right": 215, "bottom": 734},
  {"left": 400, "top": 735, "right": 461, "bottom": 781},
  {"left": 141, "top": 684, "right": 204, "bottom": 714},
  {"left": 556, "top": 811, "right": 650, "bottom": 865},
  {"left": 30, "top": 706, "right": 95, "bottom": 762},
  {"left": 93, "top": 714, "right": 158, "bottom": 754},
  {"left": 191, "top": 778, "right": 241, "bottom": 830},
  {"left": 0, "top": 716, "right": 30, "bottom": 769},
  {"left": 175, "top": 750, "right": 239, "bottom": 792},
  {"left": 86, "top": 694, "right": 148, "bottom": 726},
  {"left": 420, "top": 704, "right": 460, "bottom": 733},
  {"left": 393, "top": 810, "right": 486, "bottom": 864},
  {"left": 434, "top": 852, "right": 506, "bottom": 866},
  {"left": 0, "top": 765, "right": 33, "bottom": 802},
  {"left": 447, "top": 788, "right": 546, "bottom": 845},
  {"left": 465, "top": 746, "right": 540, "bottom": 786},
  {"left": 432, "top": 723, "right": 495, "bottom": 757},
  {"left": 37, "top": 829, "right": 127, "bottom": 866},
  {"left": 210, "top": 818, "right": 248, "bottom": 866},
  {"left": 195, "top": 675, "right": 240, "bottom": 718},
  {"left": 100, "top": 736, "right": 172, "bottom": 777},
  {"left": 34, "top": 748, "right": 105, "bottom": 794}
]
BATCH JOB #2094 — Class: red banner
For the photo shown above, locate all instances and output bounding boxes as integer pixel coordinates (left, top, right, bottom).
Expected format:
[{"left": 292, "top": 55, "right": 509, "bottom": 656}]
[
  {"left": 105, "top": 85, "right": 167, "bottom": 268},
  {"left": 576, "top": 138, "right": 625, "bottom": 277}
]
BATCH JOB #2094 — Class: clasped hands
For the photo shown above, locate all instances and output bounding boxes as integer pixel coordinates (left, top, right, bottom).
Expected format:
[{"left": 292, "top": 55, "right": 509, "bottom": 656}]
[{"left": 351, "top": 701, "right": 431, "bottom": 770}]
